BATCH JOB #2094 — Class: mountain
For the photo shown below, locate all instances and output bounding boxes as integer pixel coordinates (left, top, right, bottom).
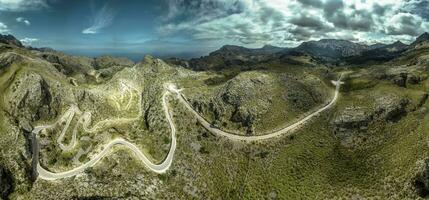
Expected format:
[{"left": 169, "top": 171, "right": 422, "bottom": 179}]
[
  {"left": 173, "top": 33, "right": 429, "bottom": 71},
  {"left": 384, "top": 41, "right": 409, "bottom": 51},
  {"left": 0, "top": 34, "right": 23, "bottom": 47},
  {"left": 187, "top": 45, "right": 284, "bottom": 71},
  {"left": 253, "top": 44, "right": 285, "bottom": 54},
  {"left": 368, "top": 43, "right": 387, "bottom": 50},
  {"left": 410, "top": 32, "right": 429, "bottom": 49},
  {"left": 347, "top": 41, "right": 409, "bottom": 64},
  {"left": 187, "top": 39, "right": 374, "bottom": 70},
  {"left": 2, "top": 32, "right": 429, "bottom": 199},
  {"left": 209, "top": 44, "right": 284, "bottom": 56},
  {"left": 288, "top": 39, "right": 369, "bottom": 59}
]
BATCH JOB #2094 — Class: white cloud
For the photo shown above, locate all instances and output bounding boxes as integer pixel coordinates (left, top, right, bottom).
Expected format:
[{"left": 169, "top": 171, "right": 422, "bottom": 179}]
[
  {"left": 16, "top": 17, "right": 31, "bottom": 25},
  {"left": 82, "top": 2, "right": 116, "bottom": 34},
  {"left": 0, "top": 0, "right": 48, "bottom": 11},
  {"left": 0, "top": 22, "right": 9, "bottom": 33},
  {"left": 159, "top": 0, "right": 429, "bottom": 47},
  {"left": 20, "top": 37, "right": 38, "bottom": 46}
]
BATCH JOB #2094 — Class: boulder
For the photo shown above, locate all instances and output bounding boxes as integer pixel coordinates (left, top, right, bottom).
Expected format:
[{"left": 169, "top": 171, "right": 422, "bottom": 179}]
[
  {"left": 375, "top": 96, "right": 409, "bottom": 122},
  {"left": 413, "top": 159, "right": 429, "bottom": 197},
  {"left": 332, "top": 106, "right": 372, "bottom": 135}
]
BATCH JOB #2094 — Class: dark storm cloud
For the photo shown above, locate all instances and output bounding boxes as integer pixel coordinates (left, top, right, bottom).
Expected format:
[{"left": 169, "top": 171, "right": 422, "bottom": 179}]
[
  {"left": 322, "top": 0, "right": 349, "bottom": 30},
  {"left": 289, "top": 14, "right": 330, "bottom": 31},
  {"left": 325, "top": 11, "right": 348, "bottom": 28},
  {"left": 323, "top": 2, "right": 374, "bottom": 32},
  {"left": 323, "top": 0, "right": 344, "bottom": 16},
  {"left": 372, "top": 3, "right": 389, "bottom": 16},
  {"left": 289, "top": 27, "right": 314, "bottom": 41},
  {"left": 386, "top": 13, "right": 423, "bottom": 36},
  {"left": 258, "top": 6, "right": 284, "bottom": 25},
  {"left": 296, "top": 0, "right": 323, "bottom": 8},
  {"left": 164, "top": 0, "right": 246, "bottom": 23},
  {"left": 404, "top": 0, "right": 429, "bottom": 20},
  {"left": 159, "top": 0, "right": 429, "bottom": 47},
  {"left": 348, "top": 10, "right": 374, "bottom": 31}
]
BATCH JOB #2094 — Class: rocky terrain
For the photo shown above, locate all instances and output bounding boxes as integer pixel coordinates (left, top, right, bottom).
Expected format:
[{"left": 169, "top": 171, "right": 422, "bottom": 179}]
[
  {"left": 0, "top": 32, "right": 429, "bottom": 199},
  {"left": 174, "top": 35, "right": 429, "bottom": 71}
]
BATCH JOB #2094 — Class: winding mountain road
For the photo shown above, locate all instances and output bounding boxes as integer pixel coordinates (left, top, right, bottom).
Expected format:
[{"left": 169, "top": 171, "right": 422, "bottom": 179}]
[
  {"left": 32, "top": 74, "right": 343, "bottom": 180},
  {"left": 169, "top": 73, "right": 343, "bottom": 141},
  {"left": 33, "top": 91, "right": 176, "bottom": 180}
]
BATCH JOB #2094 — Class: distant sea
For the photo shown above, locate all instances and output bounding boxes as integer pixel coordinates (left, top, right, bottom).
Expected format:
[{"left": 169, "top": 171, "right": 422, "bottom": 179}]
[{"left": 61, "top": 50, "right": 205, "bottom": 62}]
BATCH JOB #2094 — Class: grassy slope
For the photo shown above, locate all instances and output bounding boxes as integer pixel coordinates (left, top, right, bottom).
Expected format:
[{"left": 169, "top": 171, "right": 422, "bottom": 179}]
[
  {"left": 1, "top": 46, "right": 429, "bottom": 199},
  {"left": 179, "top": 63, "right": 332, "bottom": 134},
  {"left": 158, "top": 65, "right": 429, "bottom": 199}
]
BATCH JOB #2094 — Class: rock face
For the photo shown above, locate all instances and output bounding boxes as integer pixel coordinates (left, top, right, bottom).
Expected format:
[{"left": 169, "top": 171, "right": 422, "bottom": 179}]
[
  {"left": 332, "top": 107, "right": 372, "bottom": 133},
  {"left": 0, "top": 34, "right": 23, "bottom": 47},
  {"left": 374, "top": 96, "right": 409, "bottom": 121},
  {"left": 292, "top": 39, "right": 369, "bottom": 59},
  {"left": 189, "top": 71, "right": 277, "bottom": 134},
  {"left": 5, "top": 73, "right": 58, "bottom": 130},
  {"left": 38, "top": 53, "right": 95, "bottom": 76},
  {"left": 218, "top": 72, "right": 274, "bottom": 133},
  {"left": 0, "top": 52, "right": 24, "bottom": 70},
  {"left": 332, "top": 95, "right": 409, "bottom": 146},
  {"left": 0, "top": 166, "right": 13, "bottom": 200},
  {"left": 375, "top": 70, "right": 427, "bottom": 88},
  {"left": 410, "top": 32, "right": 429, "bottom": 48},
  {"left": 38, "top": 53, "right": 135, "bottom": 81}
]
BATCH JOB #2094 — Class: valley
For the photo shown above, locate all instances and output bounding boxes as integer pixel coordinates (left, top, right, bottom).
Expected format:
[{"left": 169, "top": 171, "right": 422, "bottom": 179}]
[{"left": 0, "top": 32, "right": 429, "bottom": 199}]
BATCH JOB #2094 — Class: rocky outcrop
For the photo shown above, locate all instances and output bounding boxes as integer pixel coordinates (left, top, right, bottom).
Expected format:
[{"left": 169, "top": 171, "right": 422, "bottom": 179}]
[
  {"left": 413, "top": 159, "right": 429, "bottom": 198},
  {"left": 0, "top": 52, "right": 24, "bottom": 70},
  {"left": 218, "top": 72, "right": 273, "bottom": 133},
  {"left": 38, "top": 53, "right": 94, "bottom": 76},
  {"left": 332, "top": 107, "right": 372, "bottom": 133},
  {"left": 0, "top": 166, "right": 13, "bottom": 200},
  {"left": 375, "top": 71, "right": 426, "bottom": 87},
  {"left": 98, "top": 65, "right": 126, "bottom": 79},
  {"left": 374, "top": 96, "right": 409, "bottom": 122},
  {"left": 332, "top": 95, "right": 409, "bottom": 146},
  {"left": 5, "top": 73, "right": 59, "bottom": 130},
  {"left": 0, "top": 34, "right": 23, "bottom": 47},
  {"left": 332, "top": 96, "right": 409, "bottom": 128},
  {"left": 410, "top": 32, "right": 429, "bottom": 49}
]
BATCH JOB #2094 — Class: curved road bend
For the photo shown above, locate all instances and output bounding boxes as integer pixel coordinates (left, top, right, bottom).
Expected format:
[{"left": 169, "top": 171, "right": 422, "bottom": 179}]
[
  {"left": 33, "top": 91, "right": 176, "bottom": 180},
  {"left": 168, "top": 73, "right": 343, "bottom": 141},
  {"left": 32, "top": 73, "right": 342, "bottom": 180}
]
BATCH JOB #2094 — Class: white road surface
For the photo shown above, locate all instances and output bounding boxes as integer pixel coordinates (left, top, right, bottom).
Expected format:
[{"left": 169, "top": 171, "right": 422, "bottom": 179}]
[{"left": 32, "top": 74, "right": 343, "bottom": 180}]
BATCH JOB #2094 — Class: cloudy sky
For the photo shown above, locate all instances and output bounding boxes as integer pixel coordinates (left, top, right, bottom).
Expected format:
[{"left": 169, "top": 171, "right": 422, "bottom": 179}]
[{"left": 0, "top": 0, "right": 428, "bottom": 59}]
